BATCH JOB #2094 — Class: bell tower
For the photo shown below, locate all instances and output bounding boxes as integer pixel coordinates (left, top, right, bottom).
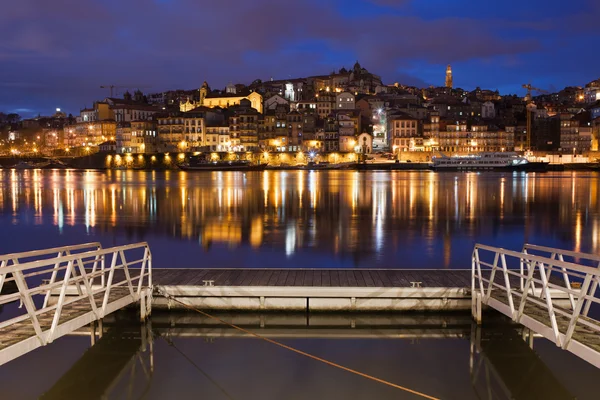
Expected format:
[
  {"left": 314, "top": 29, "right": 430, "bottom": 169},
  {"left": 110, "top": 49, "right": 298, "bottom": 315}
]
[
  {"left": 445, "top": 65, "right": 453, "bottom": 89},
  {"left": 199, "top": 81, "right": 210, "bottom": 106}
]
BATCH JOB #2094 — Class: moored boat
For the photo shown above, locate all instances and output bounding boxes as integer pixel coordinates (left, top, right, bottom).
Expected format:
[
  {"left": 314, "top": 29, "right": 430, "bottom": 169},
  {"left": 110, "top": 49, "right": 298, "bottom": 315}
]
[
  {"left": 431, "top": 152, "right": 548, "bottom": 171},
  {"left": 12, "top": 161, "right": 50, "bottom": 169},
  {"left": 178, "top": 159, "right": 268, "bottom": 171}
]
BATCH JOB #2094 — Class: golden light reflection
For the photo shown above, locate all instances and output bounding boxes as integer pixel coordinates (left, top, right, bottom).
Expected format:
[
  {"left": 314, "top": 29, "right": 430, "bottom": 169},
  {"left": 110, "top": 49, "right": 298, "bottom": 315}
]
[{"left": 0, "top": 171, "right": 598, "bottom": 264}]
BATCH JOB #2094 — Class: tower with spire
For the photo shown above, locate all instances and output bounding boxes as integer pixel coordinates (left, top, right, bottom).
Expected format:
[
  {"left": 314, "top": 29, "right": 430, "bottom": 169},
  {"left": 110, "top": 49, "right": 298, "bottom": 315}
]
[{"left": 445, "top": 65, "right": 453, "bottom": 89}]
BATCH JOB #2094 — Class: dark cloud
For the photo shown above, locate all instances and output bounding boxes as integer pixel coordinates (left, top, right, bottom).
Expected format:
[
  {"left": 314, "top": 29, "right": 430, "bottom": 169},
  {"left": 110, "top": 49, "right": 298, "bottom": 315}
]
[{"left": 0, "top": 0, "right": 597, "bottom": 116}]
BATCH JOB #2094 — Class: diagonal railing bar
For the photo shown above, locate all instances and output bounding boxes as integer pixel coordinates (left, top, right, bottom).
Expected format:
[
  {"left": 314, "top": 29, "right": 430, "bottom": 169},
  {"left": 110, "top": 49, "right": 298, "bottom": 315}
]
[
  {"left": 48, "top": 260, "right": 75, "bottom": 343},
  {"left": 75, "top": 257, "right": 100, "bottom": 320},
  {"left": 12, "top": 269, "right": 45, "bottom": 345},
  {"left": 120, "top": 250, "right": 135, "bottom": 299}
]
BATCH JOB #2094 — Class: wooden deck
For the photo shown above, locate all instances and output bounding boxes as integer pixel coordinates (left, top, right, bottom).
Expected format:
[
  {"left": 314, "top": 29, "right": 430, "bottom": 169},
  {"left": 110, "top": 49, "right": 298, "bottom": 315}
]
[
  {"left": 151, "top": 268, "right": 472, "bottom": 287},
  {"left": 151, "top": 268, "right": 474, "bottom": 312}
]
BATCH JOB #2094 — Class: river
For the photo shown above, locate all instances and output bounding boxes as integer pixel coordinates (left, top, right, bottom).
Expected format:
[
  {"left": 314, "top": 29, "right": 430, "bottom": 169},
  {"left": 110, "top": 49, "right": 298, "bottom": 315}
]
[{"left": 0, "top": 169, "right": 599, "bottom": 399}]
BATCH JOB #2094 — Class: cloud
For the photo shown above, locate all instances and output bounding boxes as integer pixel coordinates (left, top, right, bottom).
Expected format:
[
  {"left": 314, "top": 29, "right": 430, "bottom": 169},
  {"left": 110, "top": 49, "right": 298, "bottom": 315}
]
[
  {"left": 0, "top": 0, "right": 595, "bottom": 115},
  {"left": 366, "top": 0, "right": 412, "bottom": 8}
]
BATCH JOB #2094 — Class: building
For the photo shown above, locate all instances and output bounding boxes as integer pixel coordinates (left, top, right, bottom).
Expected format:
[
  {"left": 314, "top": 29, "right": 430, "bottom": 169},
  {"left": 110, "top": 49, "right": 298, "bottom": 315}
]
[
  {"left": 584, "top": 79, "right": 600, "bottom": 104},
  {"left": 422, "top": 113, "right": 441, "bottom": 151},
  {"left": 180, "top": 81, "right": 264, "bottom": 113},
  {"left": 130, "top": 120, "right": 158, "bottom": 153},
  {"left": 336, "top": 92, "right": 356, "bottom": 110},
  {"left": 78, "top": 102, "right": 113, "bottom": 122},
  {"left": 482, "top": 101, "right": 496, "bottom": 119},
  {"left": 560, "top": 112, "right": 592, "bottom": 153},
  {"left": 229, "top": 99, "right": 260, "bottom": 151},
  {"left": 310, "top": 62, "right": 383, "bottom": 94},
  {"left": 445, "top": 65, "right": 453, "bottom": 89},
  {"left": 264, "top": 94, "right": 289, "bottom": 111},
  {"left": 316, "top": 92, "right": 336, "bottom": 119},
  {"left": 387, "top": 113, "right": 420, "bottom": 152},
  {"left": 156, "top": 114, "right": 185, "bottom": 152},
  {"left": 204, "top": 124, "right": 230, "bottom": 151},
  {"left": 286, "top": 110, "right": 303, "bottom": 150},
  {"left": 323, "top": 117, "right": 339, "bottom": 152},
  {"left": 182, "top": 109, "right": 205, "bottom": 148},
  {"left": 439, "top": 122, "right": 514, "bottom": 153},
  {"left": 116, "top": 123, "right": 132, "bottom": 153},
  {"left": 104, "top": 92, "right": 161, "bottom": 122},
  {"left": 99, "top": 140, "right": 117, "bottom": 153},
  {"left": 63, "top": 120, "right": 117, "bottom": 149},
  {"left": 356, "top": 133, "right": 373, "bottom": 154}
]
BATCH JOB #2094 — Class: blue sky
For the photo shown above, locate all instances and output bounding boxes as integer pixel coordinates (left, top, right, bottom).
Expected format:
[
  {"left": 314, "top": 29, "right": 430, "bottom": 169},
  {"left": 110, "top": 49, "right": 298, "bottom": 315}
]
[{"left": 1, "top": 0, "right": 598, "bottom": 117}]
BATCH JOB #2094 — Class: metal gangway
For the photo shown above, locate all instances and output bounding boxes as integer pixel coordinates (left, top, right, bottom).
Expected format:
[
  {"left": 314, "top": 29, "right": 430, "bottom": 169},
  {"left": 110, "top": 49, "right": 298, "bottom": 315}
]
[
  {"left": 0, "top": 242, "right": 152, "bottom": 366},
  {"left": 471, "top": 243, "right": 600, "bottom": 368}
]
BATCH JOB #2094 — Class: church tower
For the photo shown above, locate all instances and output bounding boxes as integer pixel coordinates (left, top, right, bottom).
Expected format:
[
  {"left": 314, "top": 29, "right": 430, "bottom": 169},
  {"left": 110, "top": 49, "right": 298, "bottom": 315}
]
[
  {"left": 199, "top": 81, "right": 210, "bottom": 106},
  {"left": 445, "top": 65, "right": 453, "bottom": 89}
]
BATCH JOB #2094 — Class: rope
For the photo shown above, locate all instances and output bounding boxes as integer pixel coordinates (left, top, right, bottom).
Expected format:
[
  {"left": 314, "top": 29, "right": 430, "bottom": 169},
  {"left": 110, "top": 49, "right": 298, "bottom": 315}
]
[
  {"left": 156, "top": 288, "right": 440, "bottom": 400},
  {"left": 161, "top": 336, "right": 236, "bottom": 400}
]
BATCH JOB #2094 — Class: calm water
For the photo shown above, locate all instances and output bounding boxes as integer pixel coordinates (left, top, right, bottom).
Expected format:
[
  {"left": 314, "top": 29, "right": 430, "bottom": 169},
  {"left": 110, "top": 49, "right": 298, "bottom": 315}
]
[
  {"left": 1, "top": 169, "right": 600, "bottom": 399},
  {"left": 0, "top": 169, "right": 599, "bottom": 268}
]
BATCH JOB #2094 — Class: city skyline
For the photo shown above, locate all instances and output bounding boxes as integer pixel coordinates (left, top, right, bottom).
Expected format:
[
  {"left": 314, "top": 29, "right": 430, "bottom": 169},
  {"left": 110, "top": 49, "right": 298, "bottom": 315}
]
[{"left": 2, "top": 0, "right": 599, "bottom": 116}]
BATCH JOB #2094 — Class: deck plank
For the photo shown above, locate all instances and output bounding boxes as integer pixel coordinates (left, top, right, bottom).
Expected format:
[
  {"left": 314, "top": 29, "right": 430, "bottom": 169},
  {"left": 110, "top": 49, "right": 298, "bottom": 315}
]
[
  {"left": 276, "top": 270, "right": 289, "bottom": 286},
  {"left": 338, "top": 271, "right": 350, "bottom": 287},
  {"left": 361, "top": 271, "right": 375, "bottom": 287},
  {"left": 330, "top": 271, "right": 340, "bottom": 287},
  {"left": 321, "top": 270, "right": 331, "bottom": 287},
  {"left": 285, "top": 271, "right": 297, "bottom": 286},
  {"left": 313, "top": 270, "right": 322, "bottom": 287},
  {"left": 267, "top": 271, "right": 280, "bottom": 286}
]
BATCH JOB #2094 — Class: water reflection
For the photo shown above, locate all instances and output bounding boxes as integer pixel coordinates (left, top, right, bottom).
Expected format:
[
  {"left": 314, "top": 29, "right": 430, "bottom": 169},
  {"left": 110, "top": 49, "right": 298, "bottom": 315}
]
[
  {"left": 0, "top": 170, "right": 599, "bottom": 269},
  {"left": 3, "top": 312, "right": 596, "bottom": 399}
]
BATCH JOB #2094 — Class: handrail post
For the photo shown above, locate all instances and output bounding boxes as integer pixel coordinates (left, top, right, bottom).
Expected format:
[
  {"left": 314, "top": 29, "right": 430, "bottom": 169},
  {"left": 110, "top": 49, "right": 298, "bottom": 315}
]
[
  {"left": 0, "top": 260, "right": 8, "bottom": 296},
  {"left": 500, "top": 253, "right": 516, "bottom": 319},
  {"left": 471, "top": 249, "right": 476, "bottom": 319}
]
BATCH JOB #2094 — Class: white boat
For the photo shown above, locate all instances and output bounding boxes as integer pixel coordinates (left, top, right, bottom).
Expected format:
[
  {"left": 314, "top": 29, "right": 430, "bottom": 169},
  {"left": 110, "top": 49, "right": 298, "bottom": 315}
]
[{"left": 431, "top": 152, "right": 548, "bottom": 171}]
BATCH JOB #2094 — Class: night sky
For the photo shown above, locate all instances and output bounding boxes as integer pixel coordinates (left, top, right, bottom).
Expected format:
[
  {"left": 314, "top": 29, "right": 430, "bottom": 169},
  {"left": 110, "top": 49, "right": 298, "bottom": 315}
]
[{"left": 2, "top": 0, "right": 599, "bottom": 117}]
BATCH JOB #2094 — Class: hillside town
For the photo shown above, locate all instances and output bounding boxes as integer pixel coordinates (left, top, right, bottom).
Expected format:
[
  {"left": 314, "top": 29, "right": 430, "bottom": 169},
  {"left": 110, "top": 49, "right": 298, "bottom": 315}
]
[{"left": 2, "top": 62, "right": 600, "bottom": 162}]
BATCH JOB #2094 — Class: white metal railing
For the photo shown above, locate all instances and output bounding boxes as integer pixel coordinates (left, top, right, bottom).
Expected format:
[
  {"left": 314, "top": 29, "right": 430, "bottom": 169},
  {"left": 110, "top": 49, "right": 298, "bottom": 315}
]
[
  {"left": 472, "top": 243, "right": 600, "bottom": 350},
  {"left": 0, "top": 242, "right": 103, "bottom": 302},
  {"left": 0, "top": 242, "right": 152, "bottom": 346}
]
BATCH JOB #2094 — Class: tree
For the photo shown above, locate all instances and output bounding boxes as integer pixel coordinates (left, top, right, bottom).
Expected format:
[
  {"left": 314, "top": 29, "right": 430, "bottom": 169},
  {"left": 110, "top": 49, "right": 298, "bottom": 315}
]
[{"left": 6, "top": 113, "right": 21, "bottom": 124}]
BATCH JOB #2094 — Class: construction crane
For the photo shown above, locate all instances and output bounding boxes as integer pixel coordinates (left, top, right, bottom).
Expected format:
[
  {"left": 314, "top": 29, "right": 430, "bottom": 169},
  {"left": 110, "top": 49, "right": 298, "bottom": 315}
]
[
  {"left": 522, "top": 83, "right": 549, "bottom": 151},
  {"left": 100, "top": 85, "right": 151, "bottom": 97}
]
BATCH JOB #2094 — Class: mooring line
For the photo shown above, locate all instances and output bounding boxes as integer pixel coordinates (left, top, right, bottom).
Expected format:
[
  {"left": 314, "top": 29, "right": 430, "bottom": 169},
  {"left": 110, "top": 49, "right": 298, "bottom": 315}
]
[
  {"left": 161, "top": 335, "right": 237, "bottom": 400},
  {"left": 156, "top": 288, "right": 441, "bottom": 400}
]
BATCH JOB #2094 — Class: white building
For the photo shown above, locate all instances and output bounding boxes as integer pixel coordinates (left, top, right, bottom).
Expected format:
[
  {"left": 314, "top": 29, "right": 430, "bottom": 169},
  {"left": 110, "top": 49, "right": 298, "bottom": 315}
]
[
  {"left": 482, "top": 101, "right": 495, "bottom": 119},
  {"left": 357, "top": 133, "right": 373, "bottom": 154},
  {"left": 336, "top": 92, "right": 355, "bottom": 110}
]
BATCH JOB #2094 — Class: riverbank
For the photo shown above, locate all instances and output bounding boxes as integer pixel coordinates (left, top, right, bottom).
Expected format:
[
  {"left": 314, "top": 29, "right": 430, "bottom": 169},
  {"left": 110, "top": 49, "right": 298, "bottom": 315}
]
[{"left": 1, "top": 153, "right": 599, "bottom": 171}]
